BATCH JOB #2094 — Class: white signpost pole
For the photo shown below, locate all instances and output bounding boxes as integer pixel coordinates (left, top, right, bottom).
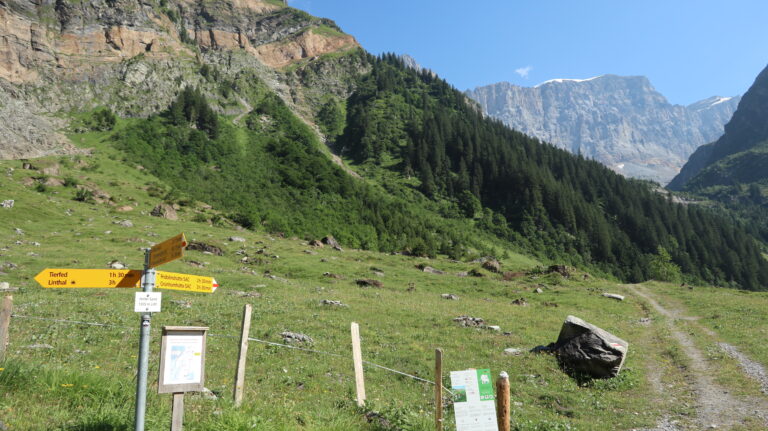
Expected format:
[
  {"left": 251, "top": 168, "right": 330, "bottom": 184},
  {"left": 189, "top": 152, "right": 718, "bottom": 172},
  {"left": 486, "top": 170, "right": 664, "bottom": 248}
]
[{"left": 134, "top": 248, "right": 156, "bottom": 431}]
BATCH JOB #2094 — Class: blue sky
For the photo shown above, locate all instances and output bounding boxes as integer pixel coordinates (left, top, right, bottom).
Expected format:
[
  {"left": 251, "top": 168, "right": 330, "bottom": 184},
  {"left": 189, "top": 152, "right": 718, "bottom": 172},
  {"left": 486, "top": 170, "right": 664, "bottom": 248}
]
[{"left": 289, "top": 0, "right": 768, "bottom": 105}]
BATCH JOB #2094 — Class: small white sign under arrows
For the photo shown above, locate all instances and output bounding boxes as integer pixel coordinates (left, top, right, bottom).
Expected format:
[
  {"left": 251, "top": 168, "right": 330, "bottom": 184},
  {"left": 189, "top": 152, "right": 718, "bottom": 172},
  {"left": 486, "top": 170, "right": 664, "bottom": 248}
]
[{"left": 134, "top": 292, "right": 162, "bottom": 313}]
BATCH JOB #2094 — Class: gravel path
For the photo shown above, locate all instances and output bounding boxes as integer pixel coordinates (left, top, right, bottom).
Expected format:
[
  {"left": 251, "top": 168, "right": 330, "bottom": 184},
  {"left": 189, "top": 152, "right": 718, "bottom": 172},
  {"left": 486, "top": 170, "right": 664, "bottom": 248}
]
[{"left": 625, "top": 285, "right": 768, "bottom": 430}]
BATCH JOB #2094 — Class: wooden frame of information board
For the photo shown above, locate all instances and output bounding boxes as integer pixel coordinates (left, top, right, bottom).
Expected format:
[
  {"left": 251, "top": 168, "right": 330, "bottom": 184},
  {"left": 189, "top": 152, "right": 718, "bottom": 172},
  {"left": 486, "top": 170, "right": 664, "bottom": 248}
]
[{"left": 158, "top": 326, "right": 209, "bottom": 394}]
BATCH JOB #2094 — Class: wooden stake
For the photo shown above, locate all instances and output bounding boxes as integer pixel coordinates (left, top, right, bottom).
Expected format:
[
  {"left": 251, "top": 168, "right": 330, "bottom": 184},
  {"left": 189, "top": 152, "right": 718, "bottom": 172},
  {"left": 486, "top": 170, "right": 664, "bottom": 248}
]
[
  {"left": 233, "top": 304, "right": 252, "bottom": 407},
  {"left": 350, "top": 322, "right": 366, "bottom": 407},
  {"left": 496, "top": 371, "right": 510, "bottom": 431},
  {"left": 171, "top": 392, "right": 184, "bottom": 431},
  {"left": 0, "top": 295, "right": 12, "bottom": 361},
  {"left": 434, "top": 348, "right": 443, "bottom": 431}
]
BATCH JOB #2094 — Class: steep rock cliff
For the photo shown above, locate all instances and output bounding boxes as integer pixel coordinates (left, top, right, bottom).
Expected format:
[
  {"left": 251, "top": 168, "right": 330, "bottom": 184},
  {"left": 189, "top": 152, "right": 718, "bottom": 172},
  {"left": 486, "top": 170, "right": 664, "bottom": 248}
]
[{"left": 466, "top": 75, "right": 739, "bottom": 184}]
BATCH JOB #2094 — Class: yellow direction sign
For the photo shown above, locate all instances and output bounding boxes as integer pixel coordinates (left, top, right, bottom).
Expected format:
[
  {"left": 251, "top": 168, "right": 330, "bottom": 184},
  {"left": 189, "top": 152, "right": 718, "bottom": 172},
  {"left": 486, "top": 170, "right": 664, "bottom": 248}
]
[
  {"left": 155, "top": 271, "right": 218, "bottom": 293},
  {"left": 149, "top": 233, "right": 187, "bottom": 268},
  {"left": 34, "top": 269, "right": 142, "bottom": 288}
]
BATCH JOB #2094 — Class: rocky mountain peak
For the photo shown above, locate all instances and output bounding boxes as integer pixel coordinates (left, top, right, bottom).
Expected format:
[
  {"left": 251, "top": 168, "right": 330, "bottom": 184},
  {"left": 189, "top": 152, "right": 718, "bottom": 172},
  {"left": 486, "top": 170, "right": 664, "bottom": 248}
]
[{"left": 466, "top": 75, "right": 739, "bottom": 183}]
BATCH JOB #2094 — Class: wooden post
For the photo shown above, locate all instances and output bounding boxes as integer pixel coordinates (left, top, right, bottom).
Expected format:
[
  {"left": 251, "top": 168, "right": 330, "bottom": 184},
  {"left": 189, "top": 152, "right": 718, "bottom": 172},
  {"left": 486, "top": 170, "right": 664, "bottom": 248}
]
[
  {"left": 0, "top": 295, "right": 12, "bottom": 361},
  {"left": 434, "top": 348, "right": 443, "bottom": 431},
  {"left": 171, "top": 392, "right": 184, "bottom": 431},
  {"left": 233, "top": 304, "right": 252, "bottom": 407},
  {"left": 496, "top": 371, "right": 510, "bottom": 431},
  {"left": 350, "top": 322, "right": 366, "bottom": 407}
]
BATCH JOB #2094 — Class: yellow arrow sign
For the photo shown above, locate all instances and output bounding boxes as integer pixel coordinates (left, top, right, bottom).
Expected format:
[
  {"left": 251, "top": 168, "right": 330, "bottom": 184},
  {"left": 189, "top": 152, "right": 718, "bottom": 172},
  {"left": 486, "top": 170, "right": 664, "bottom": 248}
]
[
  {"left": 34, "top": 269, "right": 142, "bottom": 288},
  {"left": 155, "top": 271, "right": 218, "bottom": 293},
  {"left": 149, "top": 233, "right": 187, "bottom": 268}
]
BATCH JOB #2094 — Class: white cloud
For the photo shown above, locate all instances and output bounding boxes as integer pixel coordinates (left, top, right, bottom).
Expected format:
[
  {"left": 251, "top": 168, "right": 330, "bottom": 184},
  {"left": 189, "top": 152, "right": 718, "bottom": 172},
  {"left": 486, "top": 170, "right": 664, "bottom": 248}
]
[{"left": 515, "top": 66, "right": 533, "bottom": 79}]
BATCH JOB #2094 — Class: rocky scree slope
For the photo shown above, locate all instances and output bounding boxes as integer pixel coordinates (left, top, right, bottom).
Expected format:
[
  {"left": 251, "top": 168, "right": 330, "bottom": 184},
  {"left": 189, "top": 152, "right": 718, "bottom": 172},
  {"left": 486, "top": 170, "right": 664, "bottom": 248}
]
[
  {"left": 466, "top": 75, "right": 739, "bottom": 184},
  {"left": 0, "top": 0, "right": 363, "bottom": 159}
]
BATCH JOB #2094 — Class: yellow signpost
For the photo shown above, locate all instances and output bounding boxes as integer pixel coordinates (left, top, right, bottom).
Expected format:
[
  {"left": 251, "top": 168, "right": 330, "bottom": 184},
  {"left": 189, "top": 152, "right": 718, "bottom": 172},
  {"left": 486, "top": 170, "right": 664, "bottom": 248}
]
[
  {"left": 155, "top": 271, "right": 218, "bottom": 293},
  {"left": 149, "top": 233, "right": 187, "bottom": 269},
  {"left": 34, "top": 269, "right": 142, "bottom": 288}
]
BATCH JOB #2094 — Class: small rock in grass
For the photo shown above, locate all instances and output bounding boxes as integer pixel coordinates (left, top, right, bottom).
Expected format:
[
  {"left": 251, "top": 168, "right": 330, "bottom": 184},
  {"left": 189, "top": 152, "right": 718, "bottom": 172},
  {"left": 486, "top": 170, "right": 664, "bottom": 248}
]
[
  {"left": 26, "top": 343, "right": 53, "bottom": 349},
  {"left": 0, "top": 282, "right": 10, "bottom": 290},
  {"left": 602, "top": 293, "right": 625, "bottom": 301},
  {"left": 265, "top": 273, "right": 288, "bottom": 283},
  {"left": 281, "top": 331, "right": 313, "bottom": 344},
  {"left": 355, "top": 279, "right": 383, "bottom": 288},
  {"left": 511, "top": 298, "right": 528, "bottom": 306},
  {"left": 453, "top": 316, "right": 485, "bottom": 327},
  {"left": 534, "top": 287, "right": 543, "bottom": 294},
  {"left": 482, "top": 259, "right": 501, "bottom": 273},
  {"left": 170, "top": 300, "right": 192, "bottom": 309},
  {"left": 504, "top": 348, "right": 523, "bottom": 356},
  {"left": 229, "top": 236, "right": 246, "bottom": 242},
  {"left": 231, "top": 291, "right": 262, "bottom": 298},
  {"left": 109, "top": 260, "right": 126, "bottom": 269},
  {"left": 441, "top": 294, "right": 459, "bottom": 300},
  {"left": 487, "top": 325, "right": 501, "bottom": 332},
  {"left": 303, "top": 250, "right": 318, "bottom": 255},
  {"left": 115, "top": 220, "right": 133, "bottom": 228},
  {"left": 14, "top": 228, "right": 23, "bottom": 235},
  {"left": 320, "top": 299, "right": 347, "bottom": 307}
]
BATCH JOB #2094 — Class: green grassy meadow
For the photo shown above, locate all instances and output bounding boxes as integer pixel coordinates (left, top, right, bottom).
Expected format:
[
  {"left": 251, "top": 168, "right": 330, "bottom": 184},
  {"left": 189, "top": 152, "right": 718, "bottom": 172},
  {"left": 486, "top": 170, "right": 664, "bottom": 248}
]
[{"left": 0, "top": 136, "right": 765, "bottom": 430}]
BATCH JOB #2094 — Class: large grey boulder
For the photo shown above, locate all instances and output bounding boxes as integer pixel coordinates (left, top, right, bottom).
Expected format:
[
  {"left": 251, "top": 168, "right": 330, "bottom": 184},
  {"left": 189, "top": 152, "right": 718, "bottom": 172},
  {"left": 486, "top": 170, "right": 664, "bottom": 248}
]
[{"left": 553, "top": 315, "right": 628, "bottom": 378}]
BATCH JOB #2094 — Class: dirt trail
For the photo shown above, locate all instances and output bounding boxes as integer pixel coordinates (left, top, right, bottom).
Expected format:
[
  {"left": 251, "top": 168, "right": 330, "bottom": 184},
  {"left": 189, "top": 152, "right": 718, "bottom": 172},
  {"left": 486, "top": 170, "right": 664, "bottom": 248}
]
[{"left": 625, "top": 284, "right": 768, "bottom": 430}]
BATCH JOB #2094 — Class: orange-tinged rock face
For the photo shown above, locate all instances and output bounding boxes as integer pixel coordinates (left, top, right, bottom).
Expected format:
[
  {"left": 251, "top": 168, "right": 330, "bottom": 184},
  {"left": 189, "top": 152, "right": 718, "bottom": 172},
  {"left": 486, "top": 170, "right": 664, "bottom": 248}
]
[{"left": 254, "top": 30, "right": 358, "bottom": 69}]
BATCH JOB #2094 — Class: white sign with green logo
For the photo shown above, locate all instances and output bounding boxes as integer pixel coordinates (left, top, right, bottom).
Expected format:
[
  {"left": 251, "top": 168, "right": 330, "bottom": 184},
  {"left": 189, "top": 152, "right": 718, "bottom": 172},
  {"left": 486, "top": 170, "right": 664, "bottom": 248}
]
[{"left": 450, "top": 369, "right": 498, "bottom": 431}]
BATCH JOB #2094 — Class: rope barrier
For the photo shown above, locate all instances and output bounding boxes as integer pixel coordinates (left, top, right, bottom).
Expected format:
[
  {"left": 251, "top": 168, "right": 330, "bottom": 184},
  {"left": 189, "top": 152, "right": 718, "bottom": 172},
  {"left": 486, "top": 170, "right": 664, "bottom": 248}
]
[{"left": 11, "top": 313, "right": 453, "bottom": 393}]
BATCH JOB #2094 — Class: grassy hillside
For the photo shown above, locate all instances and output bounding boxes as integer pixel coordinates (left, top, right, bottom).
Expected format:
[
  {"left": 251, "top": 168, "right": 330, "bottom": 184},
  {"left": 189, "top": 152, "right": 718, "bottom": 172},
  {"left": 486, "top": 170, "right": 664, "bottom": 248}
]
[{"left": 3, "top": 130, "right": 768, "bottom": 430}]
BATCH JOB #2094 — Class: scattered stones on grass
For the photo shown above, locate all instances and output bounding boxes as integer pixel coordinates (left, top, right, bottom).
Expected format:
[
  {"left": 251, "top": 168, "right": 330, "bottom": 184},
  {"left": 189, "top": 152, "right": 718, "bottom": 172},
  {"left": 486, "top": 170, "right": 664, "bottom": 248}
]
[
  {"left": 170, "top": 300, "right": 192, "bottom": 309},
  {"left": 441, "top": 293, "right": 459, "bottom": 300},
  {"left": 456, "top": 271, "right": 468, "bottom": 277},
  {"left": 1, "top": 200, "right": 14, "bottom": 208},
  {"left": 356, "top": 279, "right": 383, "bottom": 288},
  {"left": 200, "top": 387, "right": 218, "bottom": 400},
  {"left": 114, "top": 220, "right": 133, "bottom": 228},
  {"left": 638, "top": 317, "right": 652, "bottom": 326},
  {"left": 229, "top": 236, "right": 246, "bottom": 242},
  {"left": 186, "top": 241, "right": 223, "bottom": 256},
  {"left": 309, "top": 239, "right": 324, "bottom": 247},
  {"left": 230, "top": 291, "right": 262, "bottom": 298},
  {"left": 365, "top": 411, "right": 392, "bottom": 429},
  {"left": 320, "top": 299, "right": 347, "bottom": 307},
  {"left": 116, "top": 205, "right": 133, "bottom": 212},
  {"left": 602, "top": 293, "right": 625, "bottom": 301},
  {"left": 0, "top": 282, "right": 16, "bottom": 291},
  {"left": 504, "top": 348, "right": 523, "bottom": 356},
  {"left": 14, "top": 228, "right": 23, "bottom": 235},
  {"left": 109, "top": 260, "right": 126, "bottom": 269},
  {"left": 150, "top": 203, "right": 178, "bottom": 221},
  {"left": 31, "top": 242, "right": 40, "bottom": 246},
  {"left": 482, "top": 259, "right": 501, "bottom": 273},
  {"left": 487, "top": 325, "right": 501, "bottom": 332},
  {"left": 281, "top": 331, "right": 313, "bottom": 344},
  {"left": 534, "top": 287, "right": 543, "bottom": 294},
  {"left": 511, "top": 298, "right": 528, "bottom": 306},
  {"left": 453, "top": 316, "right": 485, "bottom": 327}
]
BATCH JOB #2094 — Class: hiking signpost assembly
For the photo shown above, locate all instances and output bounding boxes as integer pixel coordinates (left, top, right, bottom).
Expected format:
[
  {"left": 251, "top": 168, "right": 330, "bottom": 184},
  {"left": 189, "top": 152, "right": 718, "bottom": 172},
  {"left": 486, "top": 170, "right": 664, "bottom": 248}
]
[{"left": 33, "top": 232, "right": 218, "bottom": 431}]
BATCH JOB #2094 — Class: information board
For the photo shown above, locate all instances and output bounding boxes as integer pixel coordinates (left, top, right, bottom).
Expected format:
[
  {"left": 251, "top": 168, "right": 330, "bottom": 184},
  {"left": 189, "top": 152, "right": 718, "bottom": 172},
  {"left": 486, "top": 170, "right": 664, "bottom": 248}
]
[
  {"left": 158, "top": 327, "right": 208, "bottom": 394},
  {"left": 450, "top": 369, "right": 498, "bottom": 431}
]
